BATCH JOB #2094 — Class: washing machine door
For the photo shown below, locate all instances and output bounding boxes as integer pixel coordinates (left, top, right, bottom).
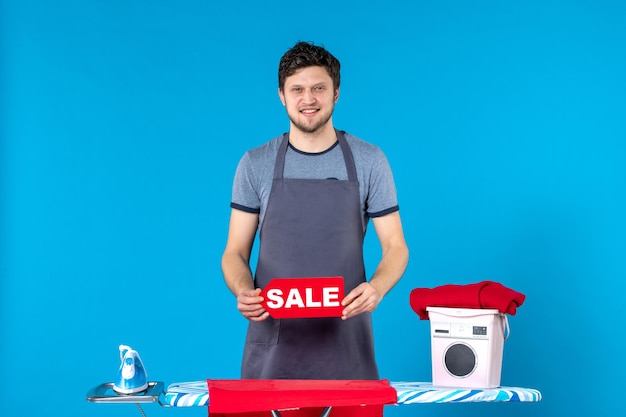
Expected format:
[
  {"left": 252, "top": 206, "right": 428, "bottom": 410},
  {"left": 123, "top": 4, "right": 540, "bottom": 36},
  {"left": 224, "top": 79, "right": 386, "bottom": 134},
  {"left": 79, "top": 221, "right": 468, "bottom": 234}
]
[{"left": 444, "top": 342, "right": 477, "bottom": 378}]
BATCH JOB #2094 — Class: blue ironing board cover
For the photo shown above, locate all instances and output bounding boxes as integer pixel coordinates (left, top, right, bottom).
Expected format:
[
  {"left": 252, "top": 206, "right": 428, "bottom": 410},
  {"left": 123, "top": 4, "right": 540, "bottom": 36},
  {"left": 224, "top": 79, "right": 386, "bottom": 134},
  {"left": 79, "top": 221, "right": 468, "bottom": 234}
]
[{"left": 162, "top": 381, "right": 542, "bottom": 407}]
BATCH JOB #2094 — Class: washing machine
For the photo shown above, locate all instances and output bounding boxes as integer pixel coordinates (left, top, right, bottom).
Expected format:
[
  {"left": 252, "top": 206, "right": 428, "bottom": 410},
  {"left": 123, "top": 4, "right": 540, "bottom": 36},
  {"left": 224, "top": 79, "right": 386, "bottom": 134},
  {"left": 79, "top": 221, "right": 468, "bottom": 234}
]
[{"left": 427, "top": 307, "right": 508, "bottom": 389}]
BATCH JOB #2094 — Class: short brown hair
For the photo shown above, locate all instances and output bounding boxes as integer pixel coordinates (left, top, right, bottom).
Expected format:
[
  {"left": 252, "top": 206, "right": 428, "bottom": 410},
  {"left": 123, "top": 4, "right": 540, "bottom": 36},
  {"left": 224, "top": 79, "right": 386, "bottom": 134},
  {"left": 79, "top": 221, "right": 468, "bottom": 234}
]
[{"left": 278, "top": 41, "right": 341, "bottom": 91}]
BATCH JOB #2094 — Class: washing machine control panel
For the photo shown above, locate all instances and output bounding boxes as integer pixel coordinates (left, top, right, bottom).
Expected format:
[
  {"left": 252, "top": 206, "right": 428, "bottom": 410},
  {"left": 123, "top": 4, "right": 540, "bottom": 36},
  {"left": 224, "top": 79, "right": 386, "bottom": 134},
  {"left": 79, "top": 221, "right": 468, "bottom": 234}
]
[{"left": 432, "top": 322, "right": 489, "bottom": 340}]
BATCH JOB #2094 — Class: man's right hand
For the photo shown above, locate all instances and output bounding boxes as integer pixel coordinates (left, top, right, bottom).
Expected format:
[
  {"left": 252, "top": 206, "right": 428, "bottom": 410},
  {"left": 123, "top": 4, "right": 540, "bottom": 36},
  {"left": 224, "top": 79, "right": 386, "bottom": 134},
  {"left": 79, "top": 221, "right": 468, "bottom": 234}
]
[{"left": 237, "top": 288, "right": 270, "bottom": 321}]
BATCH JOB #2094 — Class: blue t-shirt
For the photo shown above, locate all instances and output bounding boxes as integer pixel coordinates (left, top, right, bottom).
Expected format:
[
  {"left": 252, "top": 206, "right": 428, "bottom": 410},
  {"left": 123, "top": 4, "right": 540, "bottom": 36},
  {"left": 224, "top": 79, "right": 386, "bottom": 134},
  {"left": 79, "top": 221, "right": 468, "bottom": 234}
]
[{"left": 231, "top": 131, "right": 400, "bottom": 231}]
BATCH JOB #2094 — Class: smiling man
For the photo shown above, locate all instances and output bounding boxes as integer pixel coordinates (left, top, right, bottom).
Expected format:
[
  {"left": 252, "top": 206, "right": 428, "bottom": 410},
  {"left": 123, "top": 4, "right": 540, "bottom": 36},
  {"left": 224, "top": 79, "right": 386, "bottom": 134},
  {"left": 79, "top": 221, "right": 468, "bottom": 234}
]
[{"left": 221, "top": 41, "right": 409, "bottom": 380}]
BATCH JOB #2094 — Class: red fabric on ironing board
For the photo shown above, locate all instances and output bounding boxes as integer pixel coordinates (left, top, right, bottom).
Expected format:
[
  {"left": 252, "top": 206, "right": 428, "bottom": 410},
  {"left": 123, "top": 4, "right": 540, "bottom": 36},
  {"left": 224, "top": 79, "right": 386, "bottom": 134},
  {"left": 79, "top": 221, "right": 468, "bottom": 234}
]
[
  {"left": 208, "top": 405, "right": 385, "bottom": 417},
  {"left": 207, "top": 379, "right": 396, "bottom": 417},
  {"left": 409, "top": 281, "right": 526, "bottom": 320}
]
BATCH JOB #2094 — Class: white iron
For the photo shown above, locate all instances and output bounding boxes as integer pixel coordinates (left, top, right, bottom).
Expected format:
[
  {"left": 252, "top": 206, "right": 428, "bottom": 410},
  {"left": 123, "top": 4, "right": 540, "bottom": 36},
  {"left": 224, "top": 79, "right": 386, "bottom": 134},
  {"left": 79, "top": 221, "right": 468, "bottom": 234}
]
[{"left": 113, "top": 344, "right": 148, "bottom": 394}]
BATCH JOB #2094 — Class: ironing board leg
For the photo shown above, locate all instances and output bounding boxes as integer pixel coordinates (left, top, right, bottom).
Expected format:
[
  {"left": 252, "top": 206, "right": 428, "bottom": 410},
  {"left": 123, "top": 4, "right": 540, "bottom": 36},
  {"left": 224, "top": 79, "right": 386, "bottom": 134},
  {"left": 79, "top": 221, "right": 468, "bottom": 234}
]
[
  {"left": 319, "top": 406, "right": 332, "bottom": 417},
  {"left": 270, "top": 406, "right": 333, "bottom": 417}
]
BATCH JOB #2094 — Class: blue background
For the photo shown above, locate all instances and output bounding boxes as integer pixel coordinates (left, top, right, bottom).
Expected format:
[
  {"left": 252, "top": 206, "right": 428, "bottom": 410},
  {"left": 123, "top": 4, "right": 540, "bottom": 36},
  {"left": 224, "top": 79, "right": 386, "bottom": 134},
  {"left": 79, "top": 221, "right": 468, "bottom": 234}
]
[{"left": 1, "top": 0, "right": 625, "bottom": 416}]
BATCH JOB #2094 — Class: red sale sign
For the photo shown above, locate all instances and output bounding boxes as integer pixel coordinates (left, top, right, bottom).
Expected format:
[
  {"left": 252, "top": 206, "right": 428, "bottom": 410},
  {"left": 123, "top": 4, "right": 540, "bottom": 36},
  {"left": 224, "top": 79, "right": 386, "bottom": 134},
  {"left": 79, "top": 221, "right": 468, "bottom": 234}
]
[{"left": 260, "top": 277, "right": 345, "bottom": 319}]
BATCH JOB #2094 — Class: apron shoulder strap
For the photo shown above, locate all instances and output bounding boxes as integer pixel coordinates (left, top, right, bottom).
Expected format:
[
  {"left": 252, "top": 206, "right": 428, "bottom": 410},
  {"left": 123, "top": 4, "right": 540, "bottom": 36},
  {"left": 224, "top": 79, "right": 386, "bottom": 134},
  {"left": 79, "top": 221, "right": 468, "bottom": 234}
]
[
  {"left": 336, "top": 130, "right": 358, "bottom": 182},
  {"left": 273, "top": 133, "right": 290, "bottom": 180}
]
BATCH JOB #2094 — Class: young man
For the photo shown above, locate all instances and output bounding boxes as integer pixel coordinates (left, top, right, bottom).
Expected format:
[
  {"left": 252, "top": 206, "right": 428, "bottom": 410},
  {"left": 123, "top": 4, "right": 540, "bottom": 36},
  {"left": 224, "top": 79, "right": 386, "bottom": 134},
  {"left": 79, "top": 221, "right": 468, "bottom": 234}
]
[{"left": 222, "top": 41, "right": 409, "bottom": 380}]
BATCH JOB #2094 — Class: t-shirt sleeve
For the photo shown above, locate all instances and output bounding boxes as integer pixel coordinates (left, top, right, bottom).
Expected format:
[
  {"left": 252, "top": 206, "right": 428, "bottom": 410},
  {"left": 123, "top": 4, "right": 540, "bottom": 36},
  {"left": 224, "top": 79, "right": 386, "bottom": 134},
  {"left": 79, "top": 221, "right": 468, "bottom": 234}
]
[
  {"left": 230, "top": 152, "right": 261, "bottom": 213},
  {"left": 366, "top": 149, "right": 400, "bottom": 218}
]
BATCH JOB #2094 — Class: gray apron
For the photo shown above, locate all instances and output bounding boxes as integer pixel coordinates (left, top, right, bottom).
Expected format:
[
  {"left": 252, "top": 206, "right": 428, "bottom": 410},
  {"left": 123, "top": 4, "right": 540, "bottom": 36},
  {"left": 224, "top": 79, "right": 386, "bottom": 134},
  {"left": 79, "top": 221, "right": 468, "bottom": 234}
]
[{"left": 241, "top": 131, "right": 379, "bottom": 380}]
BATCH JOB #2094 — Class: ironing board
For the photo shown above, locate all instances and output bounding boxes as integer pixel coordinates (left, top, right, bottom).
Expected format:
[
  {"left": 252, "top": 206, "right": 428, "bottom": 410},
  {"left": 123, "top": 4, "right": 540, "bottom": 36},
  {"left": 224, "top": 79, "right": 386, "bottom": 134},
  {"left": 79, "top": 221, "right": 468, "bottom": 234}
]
[
  {"left": 162, "top": 380, "right": 542, "bottom": 406},
  {"left": 87, "top": 379, "right": 542, "bottom": 411}
]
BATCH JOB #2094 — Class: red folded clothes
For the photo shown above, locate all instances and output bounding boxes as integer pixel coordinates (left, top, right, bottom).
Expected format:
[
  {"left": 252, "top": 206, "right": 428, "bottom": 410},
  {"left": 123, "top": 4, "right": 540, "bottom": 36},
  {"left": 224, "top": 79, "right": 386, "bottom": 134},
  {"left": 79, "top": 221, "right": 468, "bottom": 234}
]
[
  {"left": 409, "top": 281, "right": 526, "bottom": 320},
  {"left": 207, "top": 379, "right": 397, "bottom": 417}
]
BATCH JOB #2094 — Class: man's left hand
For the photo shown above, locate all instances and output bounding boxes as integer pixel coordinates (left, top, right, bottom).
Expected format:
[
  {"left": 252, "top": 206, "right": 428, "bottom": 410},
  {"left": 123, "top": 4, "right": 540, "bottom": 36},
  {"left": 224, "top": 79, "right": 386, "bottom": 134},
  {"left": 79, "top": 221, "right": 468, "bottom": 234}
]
[{"left": 341, "top": 282, "right": 382, "bottom": 320}]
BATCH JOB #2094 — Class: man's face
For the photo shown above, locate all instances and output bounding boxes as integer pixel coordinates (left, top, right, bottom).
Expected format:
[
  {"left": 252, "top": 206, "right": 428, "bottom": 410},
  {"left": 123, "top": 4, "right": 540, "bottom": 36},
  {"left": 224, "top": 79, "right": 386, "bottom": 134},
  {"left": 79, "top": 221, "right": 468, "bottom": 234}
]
[{"left": 279, "top": 66, "right": 339, "bottom": 134}]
